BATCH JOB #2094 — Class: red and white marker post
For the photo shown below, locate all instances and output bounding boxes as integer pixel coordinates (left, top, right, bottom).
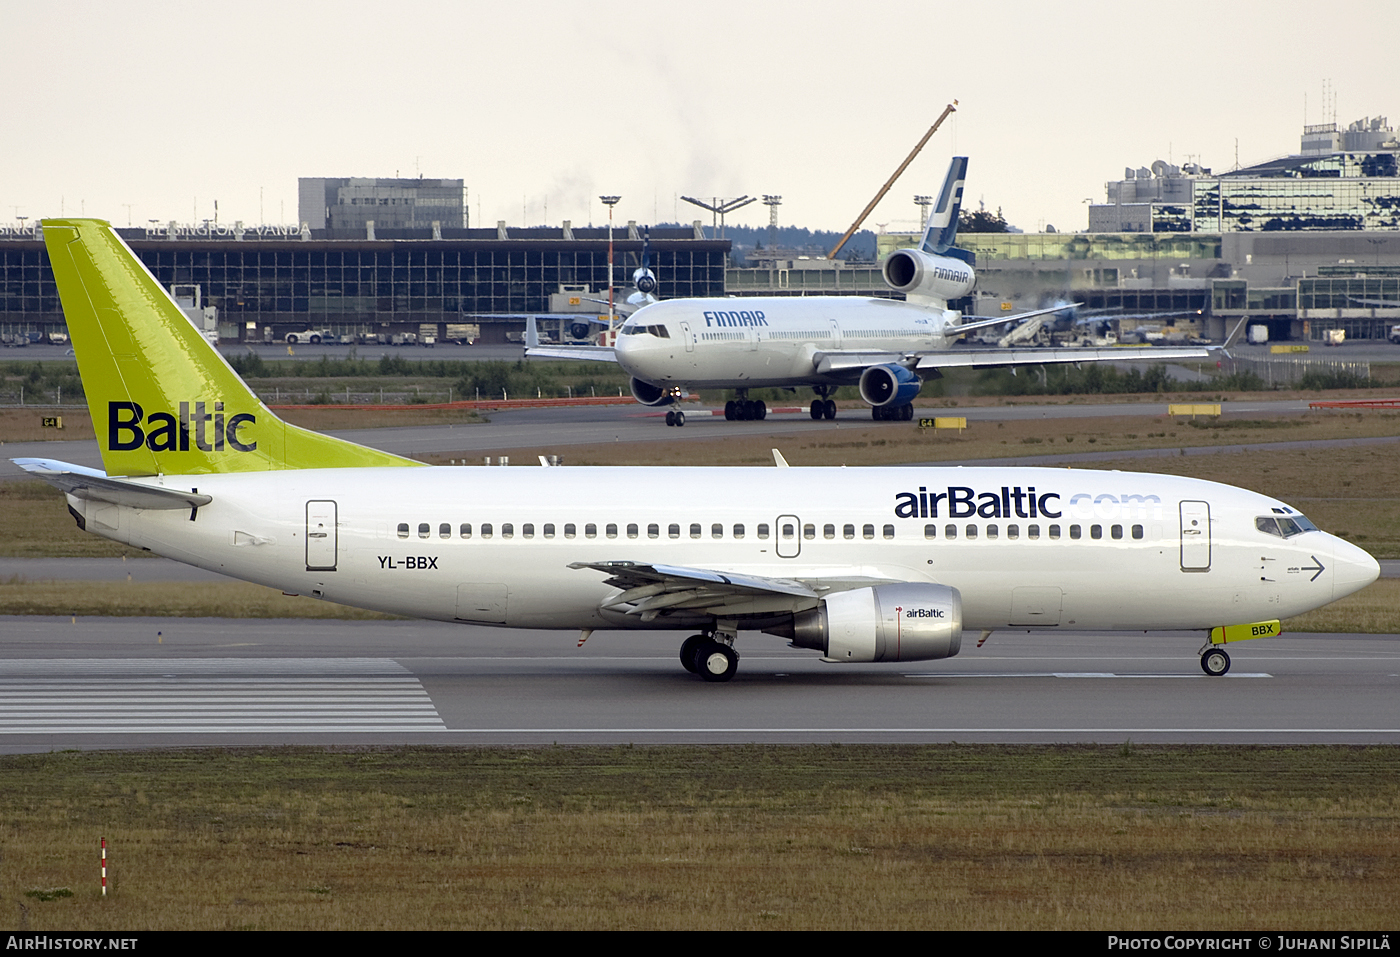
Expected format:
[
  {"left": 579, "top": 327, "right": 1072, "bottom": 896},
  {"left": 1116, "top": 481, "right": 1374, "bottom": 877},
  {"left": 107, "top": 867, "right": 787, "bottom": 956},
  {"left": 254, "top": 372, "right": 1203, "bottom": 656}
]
[{"left": 101, "top": 837, "right": 107, "bottom": 896}]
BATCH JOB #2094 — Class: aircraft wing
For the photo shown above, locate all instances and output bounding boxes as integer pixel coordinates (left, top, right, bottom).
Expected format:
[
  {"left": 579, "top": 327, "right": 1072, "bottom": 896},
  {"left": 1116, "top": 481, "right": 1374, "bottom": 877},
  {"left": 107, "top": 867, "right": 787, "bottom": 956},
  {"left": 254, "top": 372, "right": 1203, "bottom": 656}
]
[
  {"left": 914, "top": 344, "right": 1211, "bottom": 371},
  {"left": 14, "top": 458, "right": 212, "bottom": 510},
  {"left": 570, "top": 560, "right": 900, "bottom": 621},
  {"left": 524, "top": 344, "right": 618, "bottom": 362},
  {"left": 946, "top": 302, "right": 1085, "bottom": 338}
]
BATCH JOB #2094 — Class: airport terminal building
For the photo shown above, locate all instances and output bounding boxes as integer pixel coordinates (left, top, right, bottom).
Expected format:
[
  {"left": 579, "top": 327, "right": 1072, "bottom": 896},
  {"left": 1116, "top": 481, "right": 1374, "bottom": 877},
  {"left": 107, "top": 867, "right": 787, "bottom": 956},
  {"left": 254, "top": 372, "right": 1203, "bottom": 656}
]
[{"left": 0, "top": 220, "right": 728, "bottom": 344}]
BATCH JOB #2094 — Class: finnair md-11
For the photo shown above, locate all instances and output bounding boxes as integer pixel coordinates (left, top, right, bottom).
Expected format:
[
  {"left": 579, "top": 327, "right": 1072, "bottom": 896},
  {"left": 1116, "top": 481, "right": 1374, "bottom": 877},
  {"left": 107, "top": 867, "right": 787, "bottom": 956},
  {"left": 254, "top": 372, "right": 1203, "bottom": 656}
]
[
  {"left": 528, "top": 157, "right": 1212, "bottom": 425},
  {"left": 18, "top": 220, "right": 1377, "bottom": 681}
]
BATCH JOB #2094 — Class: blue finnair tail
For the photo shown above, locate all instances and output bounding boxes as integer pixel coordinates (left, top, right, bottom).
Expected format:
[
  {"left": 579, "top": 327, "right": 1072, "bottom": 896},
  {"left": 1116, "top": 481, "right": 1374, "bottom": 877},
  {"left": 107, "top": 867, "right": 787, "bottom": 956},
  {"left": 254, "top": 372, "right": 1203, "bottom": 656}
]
[{"left": 920, "top": 156, "right": 968, "bottom": 255}]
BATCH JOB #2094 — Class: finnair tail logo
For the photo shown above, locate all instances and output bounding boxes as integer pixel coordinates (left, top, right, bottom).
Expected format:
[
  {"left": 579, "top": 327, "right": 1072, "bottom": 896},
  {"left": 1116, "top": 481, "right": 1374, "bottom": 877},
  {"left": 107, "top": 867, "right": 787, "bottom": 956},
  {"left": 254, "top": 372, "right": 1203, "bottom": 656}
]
[{"left": 108, "top": 401, "right": 256, "bottom": 453}]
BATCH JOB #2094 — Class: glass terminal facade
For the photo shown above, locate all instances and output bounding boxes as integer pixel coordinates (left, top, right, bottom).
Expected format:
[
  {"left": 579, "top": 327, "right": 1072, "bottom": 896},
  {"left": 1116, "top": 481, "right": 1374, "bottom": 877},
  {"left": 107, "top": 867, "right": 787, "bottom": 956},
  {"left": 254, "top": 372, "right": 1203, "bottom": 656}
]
[{"left": 0, "top": 230, "right": 728, "bottom": 338}]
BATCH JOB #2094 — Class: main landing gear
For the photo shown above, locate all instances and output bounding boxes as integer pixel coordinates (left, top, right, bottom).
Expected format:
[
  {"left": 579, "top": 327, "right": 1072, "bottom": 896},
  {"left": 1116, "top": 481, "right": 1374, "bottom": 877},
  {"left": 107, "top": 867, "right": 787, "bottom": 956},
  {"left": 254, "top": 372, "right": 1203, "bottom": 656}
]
[
  {"left": 809, "top": 387, "right": 837, "bottom": 420},
  {"left": 679, "top": 632, "right": 739, "bottom": 682},
  {"left": 724, "top": 390, "right": 767, "bottom": 421},
  {"left": 665, "top": 409, "right": 686, "bottom": 427},
  {"left": 872, "top": 403, "right": 915, "bottom": 421}
]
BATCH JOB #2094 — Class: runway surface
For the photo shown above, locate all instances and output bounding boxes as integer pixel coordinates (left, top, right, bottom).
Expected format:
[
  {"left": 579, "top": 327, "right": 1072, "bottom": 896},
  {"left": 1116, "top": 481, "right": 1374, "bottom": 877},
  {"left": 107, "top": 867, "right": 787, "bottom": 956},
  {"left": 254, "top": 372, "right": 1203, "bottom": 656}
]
[
  {"left": 0, "top": 396, "right": 1366, "bottom": 479},
  {"left": 0, "top": 616, "right": 1395, "bottom": 750}
]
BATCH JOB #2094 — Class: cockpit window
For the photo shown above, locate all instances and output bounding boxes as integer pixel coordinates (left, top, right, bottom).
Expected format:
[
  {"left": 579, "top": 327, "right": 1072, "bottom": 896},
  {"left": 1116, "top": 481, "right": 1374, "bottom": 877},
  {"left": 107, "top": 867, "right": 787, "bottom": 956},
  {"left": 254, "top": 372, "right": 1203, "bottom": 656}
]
[
  {"left": 1257, "top": 515, "right": 1317, "bottom": 538},
  {"left": 619, "top": 324, "right": 670, "bottom": 338}
]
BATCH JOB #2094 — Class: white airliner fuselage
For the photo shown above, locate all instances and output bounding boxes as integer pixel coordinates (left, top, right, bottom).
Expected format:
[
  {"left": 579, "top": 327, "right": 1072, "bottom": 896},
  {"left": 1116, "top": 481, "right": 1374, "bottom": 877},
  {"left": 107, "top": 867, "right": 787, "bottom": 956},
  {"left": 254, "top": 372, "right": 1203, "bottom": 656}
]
[{"left": 48, "top": 463, "right": 1376, "bottom": 636}]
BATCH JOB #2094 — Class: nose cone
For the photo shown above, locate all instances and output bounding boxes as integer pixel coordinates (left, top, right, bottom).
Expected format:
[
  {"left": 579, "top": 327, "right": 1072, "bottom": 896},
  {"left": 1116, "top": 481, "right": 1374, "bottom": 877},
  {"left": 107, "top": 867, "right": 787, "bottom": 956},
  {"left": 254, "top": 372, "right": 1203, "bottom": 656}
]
[{"left": 1331, "top": 535, "right": 1380, "bottom": 601}]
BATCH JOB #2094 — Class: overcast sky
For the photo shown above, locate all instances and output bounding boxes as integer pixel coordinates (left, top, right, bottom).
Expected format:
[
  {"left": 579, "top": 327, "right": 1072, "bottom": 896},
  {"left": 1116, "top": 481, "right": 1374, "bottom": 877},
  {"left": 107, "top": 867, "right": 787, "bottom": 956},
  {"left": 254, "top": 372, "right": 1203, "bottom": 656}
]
[{"left": 4, "top": 0, "right": 1397, "bottom": 237}]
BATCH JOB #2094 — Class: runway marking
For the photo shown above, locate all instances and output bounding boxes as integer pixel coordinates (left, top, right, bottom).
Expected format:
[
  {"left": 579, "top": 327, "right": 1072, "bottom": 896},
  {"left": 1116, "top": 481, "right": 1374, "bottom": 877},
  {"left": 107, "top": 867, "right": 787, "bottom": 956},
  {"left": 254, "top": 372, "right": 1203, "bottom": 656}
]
[
  {"left": 904, "top": 672, "right": 1274, "bottom": 679},
  {"left": 0, "top": 658, "right": 445, "bottom": 734}
]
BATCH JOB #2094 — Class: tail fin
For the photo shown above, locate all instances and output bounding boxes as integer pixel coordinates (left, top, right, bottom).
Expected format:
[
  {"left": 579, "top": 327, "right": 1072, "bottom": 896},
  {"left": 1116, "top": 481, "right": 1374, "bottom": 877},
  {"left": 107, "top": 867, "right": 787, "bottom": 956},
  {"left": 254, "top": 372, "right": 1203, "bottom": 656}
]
[
  {"left": 919, "top": 156, "right": 968, "bottom": 255},
  {"left": 41, "top": 219, "right": 421, "bottom": 476}
]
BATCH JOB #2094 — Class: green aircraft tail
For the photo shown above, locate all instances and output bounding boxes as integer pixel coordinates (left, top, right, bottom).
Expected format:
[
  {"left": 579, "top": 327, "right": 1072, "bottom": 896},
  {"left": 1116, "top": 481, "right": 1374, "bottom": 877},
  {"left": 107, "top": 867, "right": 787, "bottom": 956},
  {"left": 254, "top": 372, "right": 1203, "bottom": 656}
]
[{"left": 41, "top": 219, "right": 422, "bottom": 476}]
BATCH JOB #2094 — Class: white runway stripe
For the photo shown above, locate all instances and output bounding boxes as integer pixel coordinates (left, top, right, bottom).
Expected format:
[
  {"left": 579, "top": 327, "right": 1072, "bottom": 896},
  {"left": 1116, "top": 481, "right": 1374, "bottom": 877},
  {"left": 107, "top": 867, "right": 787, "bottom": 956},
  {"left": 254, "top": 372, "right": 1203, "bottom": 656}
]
[{"left": 0, "top": 659, "right": 445, "bottom": 734}]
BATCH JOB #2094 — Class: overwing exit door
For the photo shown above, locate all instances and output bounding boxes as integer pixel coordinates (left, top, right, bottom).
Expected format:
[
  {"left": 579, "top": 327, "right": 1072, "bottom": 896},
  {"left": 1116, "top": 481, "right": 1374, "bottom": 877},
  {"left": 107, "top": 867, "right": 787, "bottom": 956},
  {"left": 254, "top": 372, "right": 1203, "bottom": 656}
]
[
  {"left": 1180, "top": 500, "right": 1211, "bottom": 572},
  {"left": 306, "top": 500, "right": 338, "bottom": 571}
]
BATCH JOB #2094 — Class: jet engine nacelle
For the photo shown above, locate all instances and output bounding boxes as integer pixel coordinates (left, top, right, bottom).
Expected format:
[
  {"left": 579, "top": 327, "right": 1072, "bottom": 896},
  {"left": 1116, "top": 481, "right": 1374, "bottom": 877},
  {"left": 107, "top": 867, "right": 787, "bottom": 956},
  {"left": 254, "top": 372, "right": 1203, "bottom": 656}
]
[
  {"left": 766, "top": 583, "right": 963, "bottom": 663},
  {"left": 882, "top": 248, "right": 975, "bottom": 302},
  {"left": 859, "top": 363, "right": 922, "bottom": 407},
  {"left": 568, "top": 321, "right": 593, "bottom": 341},
  {"left": 634, "top": 268, "right": 657, "bottom": 296},
  {"left": 630, "top": 377, "right": 675, "bottom": 407}
]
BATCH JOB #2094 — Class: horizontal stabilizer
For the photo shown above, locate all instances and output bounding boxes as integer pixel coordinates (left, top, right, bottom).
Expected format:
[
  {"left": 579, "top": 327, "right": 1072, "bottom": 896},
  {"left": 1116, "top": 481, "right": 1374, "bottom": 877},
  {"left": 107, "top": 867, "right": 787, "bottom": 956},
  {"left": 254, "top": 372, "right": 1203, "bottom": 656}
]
[{"left": 13, "top": 458, "right": 211, "bottom": 510}]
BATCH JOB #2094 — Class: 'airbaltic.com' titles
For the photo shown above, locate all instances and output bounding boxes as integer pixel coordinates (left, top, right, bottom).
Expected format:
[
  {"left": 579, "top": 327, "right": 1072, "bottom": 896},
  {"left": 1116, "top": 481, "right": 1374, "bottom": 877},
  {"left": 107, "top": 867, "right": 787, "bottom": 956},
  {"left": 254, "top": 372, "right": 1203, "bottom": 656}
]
[{"left": 15, "top": 218, "right": 1378, "bottom": 683}]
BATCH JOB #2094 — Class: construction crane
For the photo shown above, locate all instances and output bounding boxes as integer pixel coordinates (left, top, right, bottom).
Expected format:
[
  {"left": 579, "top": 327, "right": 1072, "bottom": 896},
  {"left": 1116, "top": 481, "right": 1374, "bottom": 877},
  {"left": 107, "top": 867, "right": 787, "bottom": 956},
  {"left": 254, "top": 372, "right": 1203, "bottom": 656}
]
[{"left": 827, "top": 101, "right": 958, "bottom": 260}]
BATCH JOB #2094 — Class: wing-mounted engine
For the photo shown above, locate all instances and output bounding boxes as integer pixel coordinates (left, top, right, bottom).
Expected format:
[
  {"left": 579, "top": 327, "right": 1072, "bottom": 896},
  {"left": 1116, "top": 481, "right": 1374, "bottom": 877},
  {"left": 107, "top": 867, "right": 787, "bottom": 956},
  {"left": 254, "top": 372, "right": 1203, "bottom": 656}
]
[
  {"left": 630, "top": 377, "right": 676, "bottom": 407},
  {"left": 882, "top": 247, "right": 975, "bottom": 305},
  {"left": 765, "top": 583, "right": 963, "bottom": 662},
  {"left": 859, "top": 363, "right": 922, "bottom": 407}
]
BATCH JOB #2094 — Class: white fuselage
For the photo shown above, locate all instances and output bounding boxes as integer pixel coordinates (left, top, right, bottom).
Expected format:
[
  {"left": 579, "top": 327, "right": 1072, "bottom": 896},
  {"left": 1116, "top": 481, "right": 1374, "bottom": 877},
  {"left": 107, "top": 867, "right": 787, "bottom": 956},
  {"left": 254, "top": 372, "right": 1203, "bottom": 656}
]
[
  {"left": 614, "top": 296, "right": 960, "bottom": 390},
  {"left": 69, "top": 465, "right": 1377, "bottom": 636}
]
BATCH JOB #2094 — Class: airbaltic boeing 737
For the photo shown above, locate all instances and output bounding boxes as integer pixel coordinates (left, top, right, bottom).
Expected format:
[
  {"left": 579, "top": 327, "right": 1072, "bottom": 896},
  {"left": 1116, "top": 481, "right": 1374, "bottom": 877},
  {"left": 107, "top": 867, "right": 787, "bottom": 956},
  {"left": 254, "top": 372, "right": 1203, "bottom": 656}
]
[
  {"left": 527, "top": 157, "right": 1212, "bottom": 424},
  {"left": 17, "top": 220, "right": 1378, "bottom": 681}
]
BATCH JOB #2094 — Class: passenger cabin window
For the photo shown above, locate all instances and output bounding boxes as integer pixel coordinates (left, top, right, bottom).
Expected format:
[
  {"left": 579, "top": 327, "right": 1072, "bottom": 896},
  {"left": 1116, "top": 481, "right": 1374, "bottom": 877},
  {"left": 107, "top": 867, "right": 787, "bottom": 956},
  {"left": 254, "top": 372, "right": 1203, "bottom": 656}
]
[
  {"left": 945, "top": 524, "right": 957, "bottom": 539},
  {"left": 733, "top": 524, "right": 745, "bottom": 539},
  {"left": 825, "top": 524, "right": 836, "bottom": 539},
  {"left": 522, "top": 524, "right": 534, "bottom": 539},
  {"left": 397, "top": 523, "right": 410, "bottom": 539},
  {"left": 439, "top": 523, "right": 451, "bottom": 539},
  {"left": 627, "top": 524, "right": 638, "bottom": 539},
  {"left": 804, "top": 524, "right": 815, "bottom": 540},
  {"left": 1069, "top": 525, "right": 1081, "bottom": 540},
  {"left": 986, "top": 525, "right": 999, "bottom": 540},
  {"left": 459, "top": 523, "right": 472, "bottom": 538},
  {"left": 648, "top": 524, "right": 659, "bottom": 539},
  {"left": 1027, "top": 525, "right": 1039, "bottom": 540},
  {"left": 690, "top": 523, "right": 702, "bottom": 539},
  {"left": 1132, "top": 525, "right": 1144, "bottom": 540},
  {"left": 669, "top": 524, "right": 681, "bottom": 539},
  {"left": 501, "top": 523, "right": 514, "bottom": 539},
  {"left": 712, "top": 524, "right": 723, "bottom": 539},
  {"left": 584, "top": 524, "right": 596, "bottom": 539},
  {"left": 1111, "top": 525, "right": 1123, "bottom": 540},
  {"left": 481, "top": 523, "right": 493, "bottom": 539},
  {"left": 965, "top": 524, "right": 978, "bottom": 539},
  {"left": 862, "top": 524, "right": 875, "bottom": 540},
  {"left": 1090, "top": 525, "right": 1102, "bottom": 540},
  {"left": 844, "top": 524, "right": 855, "bottom": 540},
  {"left": 563, "top": 524, "right": 575, "bottom": 539},
  {"left": 1049, "top": 525, "right": 1061, "bottom": 540},
  {"left": 924, "top": 524, "right": 937, "bottom": 539},
  {"left": 418, "top": 523, "right": 430, "bottom": 539},
  {"left": 758, "top": 524, "right": 770, "bottom": 539},
  {"left": 883, "top": 525, "right": 895, "bottom": 540}
]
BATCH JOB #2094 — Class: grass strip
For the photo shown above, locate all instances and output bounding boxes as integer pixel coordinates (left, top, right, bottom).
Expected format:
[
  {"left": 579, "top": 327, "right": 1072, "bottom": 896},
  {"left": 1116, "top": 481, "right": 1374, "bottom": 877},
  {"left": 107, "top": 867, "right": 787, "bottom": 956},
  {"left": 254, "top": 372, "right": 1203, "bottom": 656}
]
[{"left": 1, "top": 744, "right": 1396, "bottom": 931}]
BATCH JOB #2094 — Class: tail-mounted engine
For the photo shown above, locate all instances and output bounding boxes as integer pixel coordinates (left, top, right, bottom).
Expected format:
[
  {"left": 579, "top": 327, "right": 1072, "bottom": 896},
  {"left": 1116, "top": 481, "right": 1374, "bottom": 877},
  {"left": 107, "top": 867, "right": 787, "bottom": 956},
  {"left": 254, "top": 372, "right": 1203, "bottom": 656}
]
[
  {"left": 765, "top": 583, "right": 963, "bottom": 663},
  {"left": 882, "top": 248, "right": 975, "bottom": 303},
  {"left": 859, "top": 363, "right": 922, "bottom": 408}
]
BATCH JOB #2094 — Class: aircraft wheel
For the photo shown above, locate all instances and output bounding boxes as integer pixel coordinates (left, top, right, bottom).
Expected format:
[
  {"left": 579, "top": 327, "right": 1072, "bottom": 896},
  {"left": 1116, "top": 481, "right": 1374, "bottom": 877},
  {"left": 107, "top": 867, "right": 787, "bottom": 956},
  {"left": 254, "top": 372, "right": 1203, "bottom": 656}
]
[
  {"left": 1201, "top": 648, "right": 1231, "bottom": 677},
  {"left": 755, "top": 400, "right": 767, "bottom": 420},
  {"left": 698, "top": 643, "right": 739, "bottom": 682},
  {"left": 901, "top": 404, "right": 914, "bottom": 421},
  {"left": 679, "top": 635, "right": 708, "bottom": 674},
  {"left": 810, "top": 400, "right": 823, "bottom": 420},
  {"left": 871, "top": 406, "right": 883, "bottom": 421},
  {"left": 725, "top": 401, "right": 736, "bottom": 421},
  {"left": 674, "top": 410, "right": 685, "bottom": 427},
  {"left": 738, "top": 401, "right": 752, "bottom": 421},
  {"left": 665, "top": 410, "right": 676, "bottom": 426},
  {"left": 824, "top": 399, "right": 837, "bottom": 420}
]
